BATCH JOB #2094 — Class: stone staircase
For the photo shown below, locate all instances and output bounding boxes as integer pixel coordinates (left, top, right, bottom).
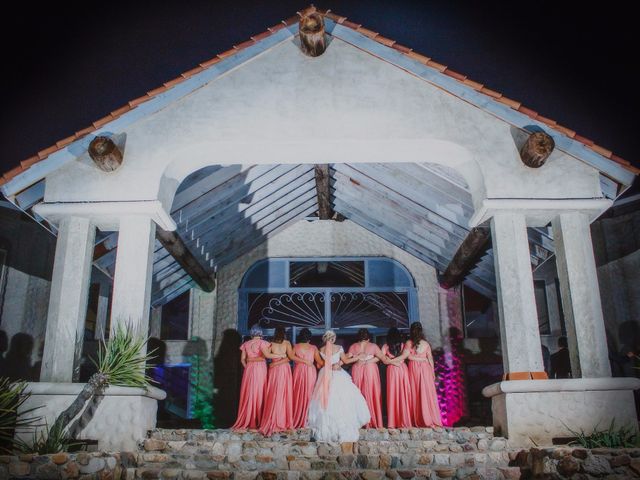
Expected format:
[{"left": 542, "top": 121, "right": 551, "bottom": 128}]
[{"left": 134, "top": 427, "right": 519, "bottom": 479}]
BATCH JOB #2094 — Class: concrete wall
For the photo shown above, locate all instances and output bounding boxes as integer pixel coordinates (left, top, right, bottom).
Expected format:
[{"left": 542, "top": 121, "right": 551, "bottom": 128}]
[
  {"left": 213, "top": 219, "right": 442, "bottom": 353},
  {"left": 0, "top": 204, "right": 55, "bottom": 377},
  {"left": 42, "top": 35, "right": 603, "bottom": 212}
]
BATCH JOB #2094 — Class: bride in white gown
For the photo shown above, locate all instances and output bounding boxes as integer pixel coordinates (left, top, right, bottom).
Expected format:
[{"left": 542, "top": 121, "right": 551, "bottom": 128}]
[{"left": 308, "top": 330, "right": 371, "bottom": 444}]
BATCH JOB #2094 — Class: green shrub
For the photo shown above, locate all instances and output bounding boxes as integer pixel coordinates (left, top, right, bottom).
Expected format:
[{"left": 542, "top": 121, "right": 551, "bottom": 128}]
[
  {"left": 14, "top": 421, "right": 78, "bottom": 455},
  {"left": 0, "top": 378, "right": 40, "bottom": 454},
  {"left": 568, "top": 420, "right": 640, "bottom": 449}
]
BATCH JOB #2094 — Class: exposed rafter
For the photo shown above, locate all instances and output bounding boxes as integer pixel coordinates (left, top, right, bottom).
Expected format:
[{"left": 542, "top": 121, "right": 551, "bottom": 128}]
[
  {"left": 440, "top": 227, "right": 491, "bottom": 289},
  {"left": 155, "top": 227, "right": 215, "bottom": 292},
  {"left": 314, "top": 164, "right": 333, "bottom": 220}
]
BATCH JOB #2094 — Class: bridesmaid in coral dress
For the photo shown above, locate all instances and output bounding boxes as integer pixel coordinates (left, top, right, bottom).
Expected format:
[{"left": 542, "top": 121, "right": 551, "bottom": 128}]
[
  {"left": 259, "top": 326, "right": 295, "bottom": 436},
  {"left": 348, "top": 328, "right": 384, "bottom": 428},
  {"left": 394, "top": 322, "right": 442, "bottom": 428},
  {"left": 232, "top": 326, "right": 278, "bottom": 430},
  {"left": 380, "top": 327, "right": 413, "bottom": 428},
  {"left": 291, "top": 328, "right": 322, "bottom": 428}
]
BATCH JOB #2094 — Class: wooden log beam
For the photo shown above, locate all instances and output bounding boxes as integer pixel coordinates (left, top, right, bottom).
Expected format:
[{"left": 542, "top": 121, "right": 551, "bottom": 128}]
[
  {"left": 314, "top": 164, "right": 333, "bottom": 220},
  {"left": 299, "top": 13, "right": 326, "bottom": 57},
  {"left": 88, "top": 136, "right": 123, "bottom": 172},
  {"left": 520, "top": 131, "right": 555, "bottom": 168},
  {"left": 155, "top": 227, "right": 215, "bottom": 292},
  {"left": 440, "top": 227, "right": 491, "bottom": 288}
]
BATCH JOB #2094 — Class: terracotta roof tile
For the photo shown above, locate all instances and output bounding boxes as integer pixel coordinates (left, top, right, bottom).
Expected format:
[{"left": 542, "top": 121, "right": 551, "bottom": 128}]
[
  {"left": 356, "top": 27, "right": 378, "bottom": 39},
  {"left": 405, "top": 51, "right": 431, "bottom": 64},
  {"left": 20, "top": 156, "right": 41, "bottom": 169},
  {"left": 163, "top": 76, "right": 186, "bottom": 88},
  {"left": 234, "top": 39, "right": 255, "bottom": 51},
  {"left": 495, "top": 96, "right": 521, "bottom": 110},
  {"left": 3, "top": 7, "right": 635, "bottom": 185},
  {"left": 324, "top": 12, "right": 347, "bottom": 24},
  {"left": 518, "top": 106, "right": 539, "bottom": 119},
  {"left": 92, "top": 115, "right": 114, "bottom": 129},
  {"left": 426, "top": 60, "right": 447, "bottom": 72},
  {"left": 537, "top": 115, "right": 557, "bottom": 128},
  {"left": 462, "top": 78, "right": 484, "bottom": 90},
  {"left": 590, "top": 144, "right": 613, "bottom": 159},
  {"left": 573, "top": 134, "right": 594, "bottom": 146},
  {"left": 282, "top": 15, "right": 300, "bottom": 27},
  {"left": 37, "top": 144, "right": 60, "bottom": 160},
  {"left": 110, "top": 104, "right": 133, "bottom": 117},
  {"left": 181, "top": 66, "right": 204, "bottom": 79},
  {"left": 75, "top": 126, "right": 96, "bottom": 138},
  {"left": 374, "top": 35, "right": 396, "bottom": 47},
  {"left": 341, "top": 20, "right": 362, "bottom": 30},
  {"left": 55, "top": 135, "right": 77, "bottom": 149},
  {"left": 250, "top": 31, "right": 272, "bottom": 42},
  {"left": 267, "top": 23, "right": 286, "bottom": 33},
  {"left": 480, "top": 87, "right": 502, "bottom": 99},
  {"left": 443, "top": 69, "right": 467, "bottom": 81},
  {"left": 146, "top": 86, "right": 169, "bottom": 97},
  {"left": 128, "top": 95, "right": 150, "bottom": 107},
  {"left": 3, "top": 166, "right": 24, "bottom": 181},
  {"left": 611, "top": 153, "right": 630, "bottom": 165},
  {"left": 554, "top": 125, "right": 576, "bottom": 138},
  {"left": 217, "top": 48, "right": 236, "bottom": 59},
  {"left": 391, "top": 43, "right": 412, "bottom": 54}
]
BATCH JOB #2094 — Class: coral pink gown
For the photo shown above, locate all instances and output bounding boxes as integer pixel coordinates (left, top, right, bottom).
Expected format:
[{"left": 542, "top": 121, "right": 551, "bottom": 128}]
[
  {"left": 348, "top": 342, "right": 384, "bottom": 428},
  {"left": 259, "top": 345, "right": 294, "bottom": 436},
  {"left": 232, "top": 338, "right": 270, "bottom": 430},
  {"left": 291, "top": 344, "right": 318, "bottom": 429},
  {"left": 407, "top": 340, "right": 442, "bottom": 427},
  {"left": 382, "top": 344, "right": 413, "bottom": 428}
]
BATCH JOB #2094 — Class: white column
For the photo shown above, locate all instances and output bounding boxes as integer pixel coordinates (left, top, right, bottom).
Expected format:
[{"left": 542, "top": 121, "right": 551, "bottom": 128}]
[
  {"left": 491, "top": 213, "right": 545, "bottom": 378},
  {"left": 110, "top": 216, "right": 156, "bottom": 336},
  {"left": 40, "top": 216, "right": 95, "bottom": 382},
  {"left": 552, "top": 212, "right": 611, "bottom": 378}
]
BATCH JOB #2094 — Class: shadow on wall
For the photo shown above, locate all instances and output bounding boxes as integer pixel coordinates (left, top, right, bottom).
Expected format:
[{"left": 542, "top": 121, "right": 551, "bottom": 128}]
[
  {"left": 213, "top": 329, "right": 242, "bottom": 428},
  {"left": 609, "top": 321, "right": 640, "bottom": 378},
  {"left": 0, "top": 330, "right": 40, "bottom": 381}
]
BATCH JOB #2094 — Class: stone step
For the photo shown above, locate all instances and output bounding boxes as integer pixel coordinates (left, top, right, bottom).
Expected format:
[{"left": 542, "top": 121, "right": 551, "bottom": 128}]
[
  {"left": 148, "top": 428, "right": 494, "bottom": 444},
  {"left": 141, "top": 440, "right": 508, "bottom": 459},
  {"left": 133, "top": 465, "right": 521, "bottom": 480},
  {"left": 136, "top": 451, "right": 512, "bottom": 472}
]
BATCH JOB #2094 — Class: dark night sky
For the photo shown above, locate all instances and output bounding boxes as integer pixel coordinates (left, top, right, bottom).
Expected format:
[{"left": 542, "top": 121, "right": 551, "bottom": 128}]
[{"left": 1, "top": 1, "right": 638, "bottom": 177}]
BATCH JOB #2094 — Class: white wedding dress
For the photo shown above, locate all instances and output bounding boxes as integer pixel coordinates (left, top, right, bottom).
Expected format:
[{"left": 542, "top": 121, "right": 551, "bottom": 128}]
[{"left": 307, "top": 346, "right": 371, "bottom": 442}]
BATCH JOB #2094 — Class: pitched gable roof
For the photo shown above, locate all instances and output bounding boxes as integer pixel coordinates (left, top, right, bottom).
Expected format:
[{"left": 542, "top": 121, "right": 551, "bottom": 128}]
[{"left": 1, "top": 5, "right": 637, "bottom": 194}]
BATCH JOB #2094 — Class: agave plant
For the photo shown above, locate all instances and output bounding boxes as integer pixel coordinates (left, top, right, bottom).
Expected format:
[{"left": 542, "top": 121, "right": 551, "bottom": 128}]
[
  {"left": 0, "top": 378, "right": 41, "bottom": 453},
  {"left": 14, "top": 420, "right": 78, "bottom": 455},
  {"left": 46, "top": 323, "right": 155, "bottom": 444}
]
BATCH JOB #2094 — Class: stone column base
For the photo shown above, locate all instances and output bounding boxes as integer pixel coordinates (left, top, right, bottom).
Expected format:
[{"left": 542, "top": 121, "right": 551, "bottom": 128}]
[
  {"left": 18, "top": 383, "right": 166, "bottom": 451},
  {"left": 482, "top": 377, "right": 640, "bottom": 447}
]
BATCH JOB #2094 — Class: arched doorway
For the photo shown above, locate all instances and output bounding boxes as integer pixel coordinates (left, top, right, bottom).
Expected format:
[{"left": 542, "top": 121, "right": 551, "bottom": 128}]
[{"left": 238, "top": 256, "right": 417, "bottom": 342}]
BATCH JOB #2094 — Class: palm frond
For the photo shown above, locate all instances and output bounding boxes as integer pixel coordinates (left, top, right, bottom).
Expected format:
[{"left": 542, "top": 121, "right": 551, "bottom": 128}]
[
  {"left": 93, "top": 323, "right": 156, "bottom": 388},
  {"left": 0, "top": 378, "right": 41, "bottom": 454},
  {"left": 14, "top": 420, "right": 79, "bottom": 454}
]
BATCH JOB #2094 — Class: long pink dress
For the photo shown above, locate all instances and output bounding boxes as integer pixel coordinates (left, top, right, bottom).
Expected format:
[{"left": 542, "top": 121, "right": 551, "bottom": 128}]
[
  {"left": 348, "top": 341, "right": 384, "bottom": 428},
  {"left": 291, "top": 344, "right": 318, "bottom": 429},
  {"left": 407, "top": 340, "right": 442, "bottom": 427},
  {"left": 382, "top": 344, "right": 413, "bottom": 429},
  {"left": 259, "top": 345, "right": 294, "bottom": 436},
  {"left": 232, "top": 338, "right": 270, "bottom": 430}
]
